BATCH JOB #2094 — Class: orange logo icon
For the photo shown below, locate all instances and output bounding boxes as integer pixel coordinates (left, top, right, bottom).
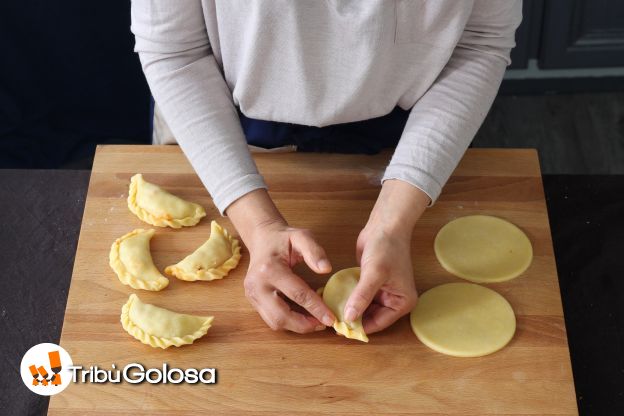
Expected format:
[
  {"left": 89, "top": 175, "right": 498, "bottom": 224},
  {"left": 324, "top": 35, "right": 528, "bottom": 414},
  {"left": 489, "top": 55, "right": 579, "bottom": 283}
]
[
  {"left": 20, "top": 343, "right": 73, "bottom": 395},
  {"left": 28, "top": 350, "right": 63, "bottom": 387}
]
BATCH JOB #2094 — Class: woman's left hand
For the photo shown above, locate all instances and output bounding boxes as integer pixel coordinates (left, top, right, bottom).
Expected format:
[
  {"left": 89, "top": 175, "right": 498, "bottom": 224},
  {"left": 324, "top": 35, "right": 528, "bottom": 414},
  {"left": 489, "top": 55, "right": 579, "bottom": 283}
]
[
  {"left": 349, "top": 222, "right": 417, "bottom": 333},
  {"left": 343, "top": 179, "right": 430, "bottom": 334}
]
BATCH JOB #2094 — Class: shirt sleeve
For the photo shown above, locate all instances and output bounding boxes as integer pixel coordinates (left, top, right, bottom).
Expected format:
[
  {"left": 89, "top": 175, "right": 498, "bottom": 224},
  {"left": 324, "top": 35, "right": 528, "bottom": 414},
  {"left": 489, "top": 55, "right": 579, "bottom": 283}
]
[
  {"left": 382, "top": 0, "right": 523, "bottom": 204},
  {"left": 130, "top": 0, "right": 267, "bottom": 214}
]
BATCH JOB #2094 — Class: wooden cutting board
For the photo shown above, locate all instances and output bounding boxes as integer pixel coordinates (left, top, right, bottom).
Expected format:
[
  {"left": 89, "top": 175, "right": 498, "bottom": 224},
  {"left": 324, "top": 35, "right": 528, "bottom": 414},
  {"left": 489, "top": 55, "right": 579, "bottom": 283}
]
[{"left": 49, "top": 145, "right": 577, "bottom": 415}]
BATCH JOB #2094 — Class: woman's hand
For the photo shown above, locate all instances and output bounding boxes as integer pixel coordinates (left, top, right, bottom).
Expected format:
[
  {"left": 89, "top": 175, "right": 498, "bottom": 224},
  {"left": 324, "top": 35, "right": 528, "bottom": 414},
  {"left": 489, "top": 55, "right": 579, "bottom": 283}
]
[
  {"left": 226, "top": 189, "right": 336, "bottom": 333},
  {"left": 343, "top": 179, "right": 430, "bottom": 334},
  {"left": 350, "top": 222, "right": 417, "bottom": 334}
]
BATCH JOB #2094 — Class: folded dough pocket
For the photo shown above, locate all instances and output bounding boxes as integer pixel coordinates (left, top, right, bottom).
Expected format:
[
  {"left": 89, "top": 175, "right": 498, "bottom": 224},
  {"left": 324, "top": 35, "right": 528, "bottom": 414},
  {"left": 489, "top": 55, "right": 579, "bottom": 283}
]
[
  {"left": 109, "top": 229, "right": 169, "bottom": 291},
  {"left": 165, "top": 221, "right": 241, "bottom": 281},
  {"left": 121, "top": 294, "right": 214, "bottom": 349},
  {"left": 128, "top": 173, "right": 206, "bottom": 228},
  {"left": 322, "top": 267, "right": 369, "bottom": 343}
]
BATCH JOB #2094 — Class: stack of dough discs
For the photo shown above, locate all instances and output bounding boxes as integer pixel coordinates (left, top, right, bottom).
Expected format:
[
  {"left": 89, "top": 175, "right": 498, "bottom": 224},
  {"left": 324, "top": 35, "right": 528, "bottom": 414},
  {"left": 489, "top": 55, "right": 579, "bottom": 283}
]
[
  {"left": 410, "top": 283, "right": 516, "bottom": 357},
  {"left": 434, "top": 215, "right": 533, "bottom": 283}
]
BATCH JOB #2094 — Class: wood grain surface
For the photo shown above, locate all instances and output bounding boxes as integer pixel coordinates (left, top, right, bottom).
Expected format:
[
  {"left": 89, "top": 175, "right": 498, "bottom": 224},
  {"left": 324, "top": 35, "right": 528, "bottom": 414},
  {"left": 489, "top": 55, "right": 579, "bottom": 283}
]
[{"left": 49, "top": 145, "right": 577, "bottom": 415}]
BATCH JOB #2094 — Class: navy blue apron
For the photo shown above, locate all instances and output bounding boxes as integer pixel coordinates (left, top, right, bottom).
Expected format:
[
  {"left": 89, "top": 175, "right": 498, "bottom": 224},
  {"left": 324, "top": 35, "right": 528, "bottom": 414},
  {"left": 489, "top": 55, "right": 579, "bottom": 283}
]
[
  {"left": 151, "top": 97, "right": 410, "bottom": 154},
  {"left": 239, "top": 106, "right": 410, "bottom": 154}
]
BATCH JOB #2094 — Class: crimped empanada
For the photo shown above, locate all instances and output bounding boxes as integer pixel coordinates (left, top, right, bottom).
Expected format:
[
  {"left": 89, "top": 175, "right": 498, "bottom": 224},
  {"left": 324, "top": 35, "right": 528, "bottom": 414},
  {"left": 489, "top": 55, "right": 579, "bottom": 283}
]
[
  {"left": 121, "top": 294, "right": 214, "bottom": 349},
  {"left": 109, "top": 229, "right": 169, "bottom": 291},
  {"left": 128, "top": 173, "right": 206, "bottom": 228},
  {"left": 165, "top": 221, "right": 241, "bottom": 281}
]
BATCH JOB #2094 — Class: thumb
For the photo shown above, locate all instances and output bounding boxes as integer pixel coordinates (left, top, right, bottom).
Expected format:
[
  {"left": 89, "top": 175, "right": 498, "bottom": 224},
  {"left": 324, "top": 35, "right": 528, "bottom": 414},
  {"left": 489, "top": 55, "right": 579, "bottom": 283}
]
[
  {"left": 291, "top": 230, "right": 332, "bottom": 274},
  {"left": 343, "top": 265, "right": 384, "bottom": 323}
]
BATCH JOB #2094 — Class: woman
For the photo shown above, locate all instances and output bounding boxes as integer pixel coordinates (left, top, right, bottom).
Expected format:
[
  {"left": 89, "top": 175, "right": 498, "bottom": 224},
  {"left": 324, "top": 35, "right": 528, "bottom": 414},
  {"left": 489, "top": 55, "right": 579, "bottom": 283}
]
[{"left": 130, "top": 1, "right": 521, "bottom": 334}]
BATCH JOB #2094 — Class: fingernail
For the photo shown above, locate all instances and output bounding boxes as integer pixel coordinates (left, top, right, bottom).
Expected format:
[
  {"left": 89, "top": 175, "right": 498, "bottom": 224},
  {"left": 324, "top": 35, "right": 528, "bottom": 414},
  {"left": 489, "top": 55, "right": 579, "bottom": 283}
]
[
  {"left": 314, "top": 324, "right": 326, "bottom": 331},
  {"left": 344, "top": 306, "right": 358, "bottom": 323},
  {"left": 322, "top": 314, "right": 334, "bottom": 327},
  {"left": 317, "top": 259, "right": 331, "bottom": 272}
]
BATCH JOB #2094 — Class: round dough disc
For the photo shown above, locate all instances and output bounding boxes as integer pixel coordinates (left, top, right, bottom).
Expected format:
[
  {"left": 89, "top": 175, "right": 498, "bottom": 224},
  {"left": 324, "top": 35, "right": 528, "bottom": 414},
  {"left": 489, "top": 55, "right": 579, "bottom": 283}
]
[
  {"left": 434, "top": 215, "right": 533, "bottom": 283},
  {"left": 410, "top": 283, "right": 516, "bottom": 357}
]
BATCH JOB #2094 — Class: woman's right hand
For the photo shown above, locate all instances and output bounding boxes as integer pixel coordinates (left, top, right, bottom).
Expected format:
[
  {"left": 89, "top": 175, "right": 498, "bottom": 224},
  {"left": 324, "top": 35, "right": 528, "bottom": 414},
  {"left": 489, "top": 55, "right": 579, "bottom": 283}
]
[{"left": 226, "top": 189, "right": 336, "bottom": 333}]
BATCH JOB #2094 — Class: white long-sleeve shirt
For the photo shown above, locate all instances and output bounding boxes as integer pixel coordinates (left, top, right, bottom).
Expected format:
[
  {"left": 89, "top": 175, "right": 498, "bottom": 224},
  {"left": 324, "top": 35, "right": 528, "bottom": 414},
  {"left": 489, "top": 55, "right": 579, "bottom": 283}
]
[{"left": 130, "top": 0, "right": 521, "bottom": 214}]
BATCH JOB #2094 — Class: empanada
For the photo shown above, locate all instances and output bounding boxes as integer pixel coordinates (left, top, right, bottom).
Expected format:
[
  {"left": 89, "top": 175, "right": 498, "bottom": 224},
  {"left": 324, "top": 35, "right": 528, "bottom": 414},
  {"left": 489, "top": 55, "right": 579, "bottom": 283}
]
[
  {"left": 165, "top": 221, "right": 241, "bottom": 281},
  {"left": 128, "top": 173, "right": 206, "bottom": 228},
  {"left": 121, "top": 294, "right": 214, "bottom": 349},
  {"left": 109, "top": 229, "right": 169, "bottom": 291},
  {"left": 322, "top": 267, "right": 369, "bottom": 343}
]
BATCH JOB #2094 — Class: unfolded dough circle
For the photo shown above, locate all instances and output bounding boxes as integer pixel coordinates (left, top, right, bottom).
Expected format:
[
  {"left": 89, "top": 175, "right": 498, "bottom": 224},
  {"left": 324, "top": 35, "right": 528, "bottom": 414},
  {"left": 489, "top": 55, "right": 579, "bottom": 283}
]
[
  {"left": 109, "top": 229, "right": 169, "bottom": 291},
  {"left": 322, "top": 267, "right": 368, "bottom": 343},
  {"left": 434, "top": 215, "right": 533, "bottom": 283},
  {"left": 128, "top": 173, "right": 206, "bottom": 228},
  {"left": 165, "top": 221, "right": 241, "bottom": 281},
  {"left": 410, "top": 283, "right": 516, "bottom": 357},
  {"left": 121, "top": 294, "right": 214, "bottom": 349}
]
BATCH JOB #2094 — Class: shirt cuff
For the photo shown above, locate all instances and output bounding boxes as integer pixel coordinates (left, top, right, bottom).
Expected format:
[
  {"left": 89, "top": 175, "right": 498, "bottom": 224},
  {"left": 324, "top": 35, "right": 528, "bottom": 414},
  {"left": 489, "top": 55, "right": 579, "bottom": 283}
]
[
  {"left": 381, "top": 163, "right": 442, "bottom": 207},
  {"left": 207, "top": 173, "right": 268, "bottom": 215}
]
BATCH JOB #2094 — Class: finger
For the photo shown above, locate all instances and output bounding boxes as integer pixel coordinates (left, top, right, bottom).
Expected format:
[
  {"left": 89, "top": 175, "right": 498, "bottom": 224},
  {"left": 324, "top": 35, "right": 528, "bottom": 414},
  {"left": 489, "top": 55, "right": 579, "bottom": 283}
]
[
  {"left": 355, "top": 235, "right": 366, "bottom": 265},
  {"left": 374, "top": 290, "right": 410, "bottom": 312},
  {"left": 362, "top": 304, "right": 404, "bottom": 334},
  {"left": 275, "top": 271, "right": 336, "bottom": 327},
  {"left": 343, "top": 265, "right": 385, "bottom": 323},
  {"left": 259, "top": 289, "right": 327, "bottom": 334},
  {"left": 291, "top": 230, "right": 332, "bottom": 274},
  {"left": 246, "top": 279, "right": 316, "bottom": 332}
]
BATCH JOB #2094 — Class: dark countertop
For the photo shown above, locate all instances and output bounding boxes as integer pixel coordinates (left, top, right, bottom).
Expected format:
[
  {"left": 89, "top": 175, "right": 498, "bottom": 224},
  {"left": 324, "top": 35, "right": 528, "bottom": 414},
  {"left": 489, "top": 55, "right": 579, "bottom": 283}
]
[
  {"left": 1, "top": 170, "right": 622, "bottom": 415},
  {"left": 543, "top": 175, "right": 624, "bottom": 415},
  {"left": 0, "top": 170, "right": 89, "bottom": 415}
]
